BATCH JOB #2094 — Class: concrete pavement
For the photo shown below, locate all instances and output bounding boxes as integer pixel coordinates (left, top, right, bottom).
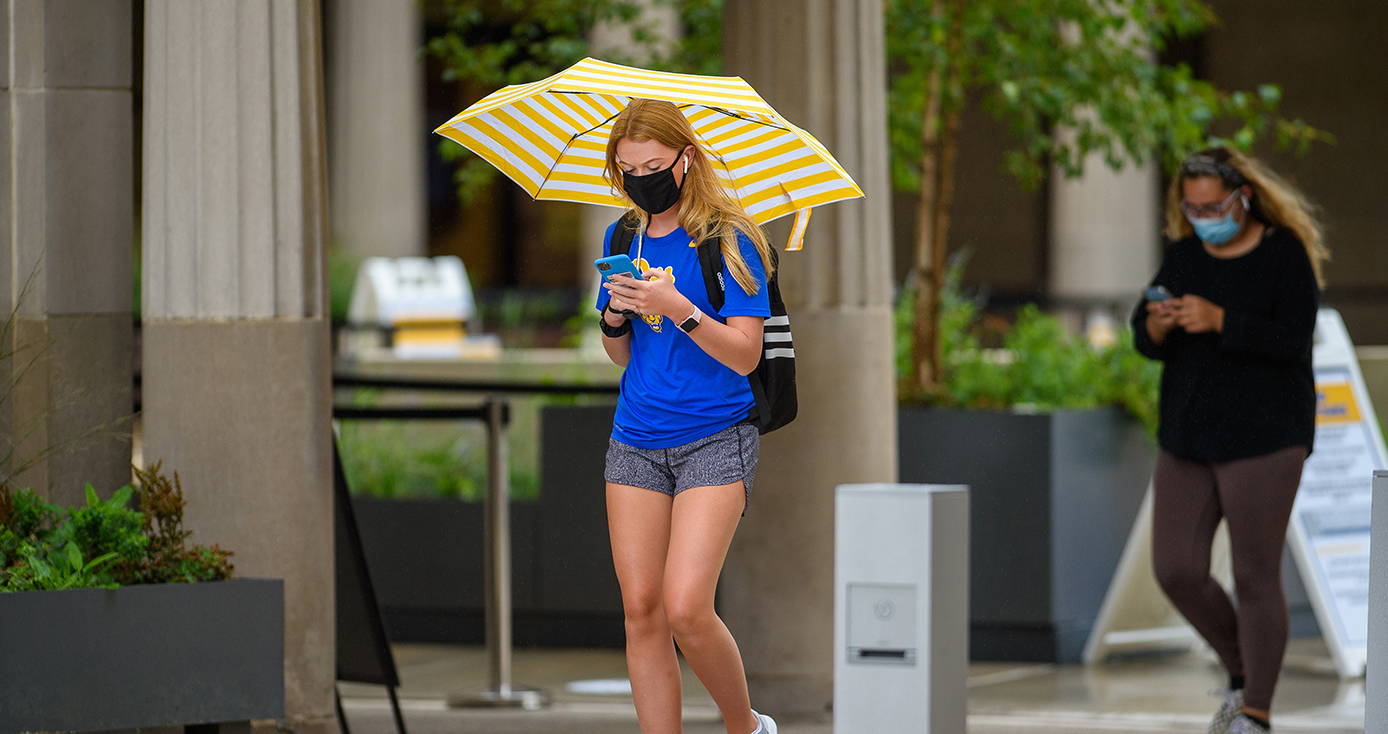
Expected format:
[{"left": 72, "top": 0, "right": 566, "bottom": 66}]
[{"left": 336, "top": 638, "right": 1363, "bottom": 734}]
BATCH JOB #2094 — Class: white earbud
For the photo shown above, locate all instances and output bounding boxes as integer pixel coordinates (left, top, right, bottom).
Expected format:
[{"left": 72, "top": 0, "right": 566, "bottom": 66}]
[{"left": 683, "top": 155, "right": 689, "bottom": 174}]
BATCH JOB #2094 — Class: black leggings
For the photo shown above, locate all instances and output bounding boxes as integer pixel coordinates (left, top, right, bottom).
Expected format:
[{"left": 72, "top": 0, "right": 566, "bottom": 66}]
[{"left": 1151, "top": 445, "right": 1308, "bottom": 712}]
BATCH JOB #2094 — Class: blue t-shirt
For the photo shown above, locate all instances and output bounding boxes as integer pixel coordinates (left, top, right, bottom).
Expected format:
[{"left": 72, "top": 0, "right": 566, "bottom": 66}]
[{"left": 596, "top": 221, "right": 771, "bottom": 449}]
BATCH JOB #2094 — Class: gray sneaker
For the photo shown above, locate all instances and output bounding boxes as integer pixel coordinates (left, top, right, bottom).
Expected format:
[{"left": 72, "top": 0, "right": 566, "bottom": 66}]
[
  {"left": 1227, "top": 713, "right": 1270, "bottom": 733},
  {"left": 751, "top": 709, "right": 778, "bottom": 734},
  {"left": 1208, "top": 688, "right": 1245, "bottom": 734}
]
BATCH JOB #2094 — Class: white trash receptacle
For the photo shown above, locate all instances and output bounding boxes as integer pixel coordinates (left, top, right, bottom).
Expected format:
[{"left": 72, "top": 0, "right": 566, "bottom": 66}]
[
  {"left": 834, "top": 483, "right": 968, "bottom": 734},
  {"left": 1367, "top": 471, "right": 1388, "bottom": 733}
]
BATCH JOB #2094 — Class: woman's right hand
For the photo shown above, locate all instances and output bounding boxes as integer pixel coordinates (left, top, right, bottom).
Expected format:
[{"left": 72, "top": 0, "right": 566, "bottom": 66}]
[{"left": 1146, "top": 300, "right": 1180, "bottom": 345}]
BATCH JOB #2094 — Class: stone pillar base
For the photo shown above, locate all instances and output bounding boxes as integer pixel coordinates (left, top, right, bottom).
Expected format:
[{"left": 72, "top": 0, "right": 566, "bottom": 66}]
[
  {"left": 721, "top": 306, "right": 896, "bottom": 721},
  {"left": 9, "top": 313, "right": 132, "bottom": 503},
  {"left": 252, "top": 715, "right": 339, "bottom": 734},
  {"left": 141, "top": 318, "right": 333, "bottom": 721}
]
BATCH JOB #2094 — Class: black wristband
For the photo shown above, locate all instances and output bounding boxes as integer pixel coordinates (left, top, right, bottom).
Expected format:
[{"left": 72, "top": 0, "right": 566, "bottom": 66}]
[{"left": 600, "top": 307, "right": 633, "bottom": 338}]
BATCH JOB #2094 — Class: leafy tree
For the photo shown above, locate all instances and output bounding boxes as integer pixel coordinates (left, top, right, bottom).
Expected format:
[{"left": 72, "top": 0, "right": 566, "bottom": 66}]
[
  {"left": 896, "top": 253, "right": 1163, "bottom": 433},
  {"left": 426, "top": 0, "right": 723, "bottom": 204},
  {"left": 887, "top": 0, "right": 1333, "bottom": 400}
]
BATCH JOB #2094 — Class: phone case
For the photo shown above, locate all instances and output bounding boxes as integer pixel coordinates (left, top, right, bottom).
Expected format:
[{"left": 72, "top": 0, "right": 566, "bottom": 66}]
[{"left": 595, "top": 254, "right": 643, "bottom": 282}]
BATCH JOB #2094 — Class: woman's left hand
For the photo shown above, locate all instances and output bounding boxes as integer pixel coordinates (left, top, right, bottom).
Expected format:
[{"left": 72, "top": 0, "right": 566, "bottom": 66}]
[
  {"left": 1174, "top": 294, "right": 1225, "bottom": 333},
  {"left": 602, "top": 268, "right": 691, "bottom": 320}
]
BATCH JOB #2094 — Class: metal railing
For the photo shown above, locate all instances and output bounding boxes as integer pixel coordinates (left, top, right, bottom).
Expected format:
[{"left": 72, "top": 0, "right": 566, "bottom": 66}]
[{"left": 331, "top": 372, "right": 617, "bottom": 710}]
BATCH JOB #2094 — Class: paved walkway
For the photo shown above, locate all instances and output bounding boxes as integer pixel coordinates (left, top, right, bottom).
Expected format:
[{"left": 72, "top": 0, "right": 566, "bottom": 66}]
[{"left": 336, "top": 638, "right": 1363, "bottom": 734}]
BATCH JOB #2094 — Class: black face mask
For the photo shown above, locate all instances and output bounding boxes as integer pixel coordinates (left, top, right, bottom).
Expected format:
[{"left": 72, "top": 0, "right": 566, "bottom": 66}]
[{"left": 622, "top": 153, "right": 687, "bottom": 215}]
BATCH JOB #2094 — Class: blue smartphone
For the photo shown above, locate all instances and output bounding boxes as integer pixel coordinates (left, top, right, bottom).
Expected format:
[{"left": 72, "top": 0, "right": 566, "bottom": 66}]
[
  {"left": 595, "top": 254, "right": 643, "bottom": 283},
  {"left": 1144, "top": 285, "right": 1172, "bottom": 302}
]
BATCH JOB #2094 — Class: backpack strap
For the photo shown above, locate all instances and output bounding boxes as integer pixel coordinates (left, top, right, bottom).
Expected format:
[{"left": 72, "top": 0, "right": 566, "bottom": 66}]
[
  {"left": 696, "top": 238, "right": 726, "bottom": 313},
  {"left": 610, "top": 212, "right": 640, "bottom": 258},
  {"left": 696, "top": 233, "right": 782, "bottom": 315}
]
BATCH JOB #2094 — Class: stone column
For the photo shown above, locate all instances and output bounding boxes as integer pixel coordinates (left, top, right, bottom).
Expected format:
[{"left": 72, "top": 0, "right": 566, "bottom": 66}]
[
  {"left": 324, "top": 0, "right": 425, "bottom": 258},
  {"left": 2, "top": 0, "right": 134, "bottom": 505},
  {"left": 142, "top": 1, "right": 334, "bottom": 730},
  {"left": 580, "top": 0, "right": 681, "bottom": 289},
  {"left": 722, "top": 0, "right": 897, "bottom": 719},
  {"left": 1049, "top": 154, "right": 1160, "bottom": 310}
]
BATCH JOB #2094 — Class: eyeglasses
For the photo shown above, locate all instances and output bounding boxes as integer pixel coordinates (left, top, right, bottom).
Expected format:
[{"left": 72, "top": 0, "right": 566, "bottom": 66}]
[{"left": 1180, "top": 188, "right": 1242, "bottom": 219}]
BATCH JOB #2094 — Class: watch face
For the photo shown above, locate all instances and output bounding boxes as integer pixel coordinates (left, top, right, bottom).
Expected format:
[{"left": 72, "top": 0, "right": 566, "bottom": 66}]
[{"left": 679, "top": 316, "right": 698, "bottom": 333}]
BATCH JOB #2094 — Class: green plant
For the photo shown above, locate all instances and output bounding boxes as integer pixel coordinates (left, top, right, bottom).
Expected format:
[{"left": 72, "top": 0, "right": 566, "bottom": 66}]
[
  {"left": 898, "top": 254, "right": 1162, "bottom": 436},
  {"left": 338, "top": 418, "right": 542, "bottom": 502},
  {"left": 328, "top": 247, "right": 361, "bottom": 324},
  {"left": 0, "top": 463, "right": 234, "bottom": 592},
  {"left": 889, "top": 0, "right": 1333, "bottom": 393},
  {"left": 0, "top": 486, "right": 124, "bottom": 591},
  {"left": 0, "top": 486, "right": 59, "bottom": 539},
  {"left": 48, "top": 485, "right": 148, "bottom": 565},
  {"left": 1, "top": 535, "right": 120, "bottom": 592}
]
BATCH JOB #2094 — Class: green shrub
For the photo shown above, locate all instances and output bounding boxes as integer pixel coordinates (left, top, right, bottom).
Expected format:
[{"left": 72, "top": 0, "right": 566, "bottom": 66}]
[
  {"left": 51, "top": 485, "right": 148, "bottom": 565},
  {"left": 0, "top": 487, "right": 59, "bottom": 539},
  {"left": 0, "top": 462, "right": 234, "bottom": 592},
  {"left": 898, "top": 254, "right": 1162, "bottom": 436},
  {"left": 337, "top": 418, "right": 541, "bottom": 502},
  {"left": 328, "top": 247, "right": 359, "bottom": 324}
]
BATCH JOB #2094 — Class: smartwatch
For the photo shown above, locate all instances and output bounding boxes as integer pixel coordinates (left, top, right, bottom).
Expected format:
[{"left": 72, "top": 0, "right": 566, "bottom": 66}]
[{"left": 677, "top": 306, "right": 703, "bottom": 334}]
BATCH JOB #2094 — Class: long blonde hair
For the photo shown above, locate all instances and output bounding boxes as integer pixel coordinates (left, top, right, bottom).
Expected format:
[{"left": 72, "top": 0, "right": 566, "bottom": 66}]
[
  {"left": 604, "top": 98, "right": 774, "bottom": 295},
  {"left": 1164, "top": 147, "right": 1329, "bottom": 286}
]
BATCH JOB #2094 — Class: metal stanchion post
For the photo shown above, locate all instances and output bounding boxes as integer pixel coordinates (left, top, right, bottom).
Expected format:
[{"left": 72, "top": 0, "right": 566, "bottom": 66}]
[{"left": 448, "top": 398, "right": 550, "bottom": 710}]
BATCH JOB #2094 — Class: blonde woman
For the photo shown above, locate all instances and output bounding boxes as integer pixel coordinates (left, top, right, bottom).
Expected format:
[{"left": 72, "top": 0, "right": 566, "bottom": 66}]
[
  {"left": 595, "top": 98, "right": 777, "bottom": 734},
  {"left": 1132, "top": 147, "right": 1327, "bottom": 734}
]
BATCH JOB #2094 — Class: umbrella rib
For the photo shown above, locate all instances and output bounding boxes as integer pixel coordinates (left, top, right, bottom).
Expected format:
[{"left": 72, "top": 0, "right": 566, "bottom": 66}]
[
  {"left": 693, "top": 104, "right": 788, "bottom": 131},
  {"left": 538, "top": 107, "right": 628, "bottom": 197},
  {"left": 550, "top": 91, "right": 790, "bottom": 132},
  {"left": 531, "top": 93, "right": 794, "bottom": 200}
]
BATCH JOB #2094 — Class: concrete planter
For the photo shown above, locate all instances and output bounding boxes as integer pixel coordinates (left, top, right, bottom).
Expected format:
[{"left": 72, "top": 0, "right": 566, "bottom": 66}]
[
  {"left": 898, "top": 407, "right": 1155, "bottom": 663},
  {"left": 0, "top": 579, "right": 284, "bottom": 734},
  {"left": 352, "top": 404, "right": 624, "bottom": 646}
]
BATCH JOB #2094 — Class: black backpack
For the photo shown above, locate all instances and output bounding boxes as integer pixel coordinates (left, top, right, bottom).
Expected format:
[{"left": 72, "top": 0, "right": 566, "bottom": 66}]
[{"left": 611, "top": 214, "right": 797, "bottom": 435}]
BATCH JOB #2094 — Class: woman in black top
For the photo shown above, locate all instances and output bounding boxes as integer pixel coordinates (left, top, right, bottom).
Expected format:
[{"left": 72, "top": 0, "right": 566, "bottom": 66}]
[{"left": 1132, "top": 147, "right": 1327, "bottom": 734}]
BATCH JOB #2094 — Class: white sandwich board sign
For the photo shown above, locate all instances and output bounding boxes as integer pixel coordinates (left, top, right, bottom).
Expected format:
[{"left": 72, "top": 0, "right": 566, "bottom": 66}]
[
  {"left": 1287, "top": 308, "right": 1381, "bottom": 678},
  {"left": 1086, "top": 308, "right": 1377, "bottom": 679}
]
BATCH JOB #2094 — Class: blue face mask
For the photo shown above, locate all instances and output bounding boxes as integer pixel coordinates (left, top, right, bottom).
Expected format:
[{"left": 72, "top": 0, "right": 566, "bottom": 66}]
[{"left": 1189, "top": 211, "right": 1242, "bottom": 244}]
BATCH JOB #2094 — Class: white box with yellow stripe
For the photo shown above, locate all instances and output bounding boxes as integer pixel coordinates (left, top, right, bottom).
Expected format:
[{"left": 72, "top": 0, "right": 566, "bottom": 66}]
[{"left": 346, "top": 256, "right": 499, "bottom": 360}]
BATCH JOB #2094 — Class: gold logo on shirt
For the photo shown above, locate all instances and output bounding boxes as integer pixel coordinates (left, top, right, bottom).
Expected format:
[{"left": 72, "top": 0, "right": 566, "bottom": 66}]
[{"left": 633, "top": 258, "right": 674, "bottom": 332}]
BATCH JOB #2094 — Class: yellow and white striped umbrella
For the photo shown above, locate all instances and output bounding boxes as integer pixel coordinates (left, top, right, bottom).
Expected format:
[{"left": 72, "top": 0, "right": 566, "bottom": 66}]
[{"left": 433, "top": 57, "right": 863, "bottom": 251}]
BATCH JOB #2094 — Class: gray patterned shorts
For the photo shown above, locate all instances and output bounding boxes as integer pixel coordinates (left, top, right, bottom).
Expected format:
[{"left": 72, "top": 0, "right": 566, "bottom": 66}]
[{"left": 605, "top": 421, "right": 760, "bottom": 506}]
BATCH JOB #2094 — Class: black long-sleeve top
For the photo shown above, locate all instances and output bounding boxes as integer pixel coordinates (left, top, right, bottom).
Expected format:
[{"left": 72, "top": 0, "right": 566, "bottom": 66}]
[{"left": 1131, "top": 227, "right": 1318, "bottom": 462}]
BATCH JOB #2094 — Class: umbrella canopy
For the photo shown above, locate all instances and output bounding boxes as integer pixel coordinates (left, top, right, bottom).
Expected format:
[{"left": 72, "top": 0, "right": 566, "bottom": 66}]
[{"left": 433, "top": 57, "right": 863, "bottom": 251}]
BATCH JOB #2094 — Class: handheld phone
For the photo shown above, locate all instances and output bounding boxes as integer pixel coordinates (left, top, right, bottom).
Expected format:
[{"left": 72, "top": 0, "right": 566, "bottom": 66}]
[
  {"left": 595, "top": 254, "right": 643, "bottom": 283},
  {"left": 1144, "top": 285, "right": 1173, "bottom": 302}
]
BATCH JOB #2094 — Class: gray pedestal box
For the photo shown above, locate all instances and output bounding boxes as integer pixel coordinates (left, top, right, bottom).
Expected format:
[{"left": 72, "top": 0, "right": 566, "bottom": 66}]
[
  {"left": 834, "top": 484, "right": 969, "bottom": 734},
  {"left": 1368, "top": 471, "right": 1388, "bottom": 732}
]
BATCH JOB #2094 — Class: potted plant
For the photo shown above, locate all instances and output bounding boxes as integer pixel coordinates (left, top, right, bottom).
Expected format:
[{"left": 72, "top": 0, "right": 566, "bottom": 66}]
[
  {"left": 0, "top": 463, "right": 284, "bottom": 733},
  {"left": 897, "top": 258, "right": 1162, "bottom": 663}
]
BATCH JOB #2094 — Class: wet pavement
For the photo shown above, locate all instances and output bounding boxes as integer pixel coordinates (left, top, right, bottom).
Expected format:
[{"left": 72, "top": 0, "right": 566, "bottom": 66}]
[{"left": 336, "top": 638, "right": 1363, "bottom": 734}]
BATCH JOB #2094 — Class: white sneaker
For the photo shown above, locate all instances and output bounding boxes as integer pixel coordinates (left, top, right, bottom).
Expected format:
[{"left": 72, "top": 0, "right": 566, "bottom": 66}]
[
  {"left": 750, "top": 709, "right": 778, "bottom": 734},
  {"left": 1227, "top": 713, "right": 1270, "bottom": 733},
  {"left": 1208, "top": 688, "right": 1245, "bottom": 734}
]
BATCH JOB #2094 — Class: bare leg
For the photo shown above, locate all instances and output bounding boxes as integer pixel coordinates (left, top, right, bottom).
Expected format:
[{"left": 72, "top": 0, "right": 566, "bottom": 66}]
[
  {"left": 664, "top": 482, "right": 760, "bottom": 734},
  {"left": 608, "top": 483, "right": 682, "bottom": 734}
]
